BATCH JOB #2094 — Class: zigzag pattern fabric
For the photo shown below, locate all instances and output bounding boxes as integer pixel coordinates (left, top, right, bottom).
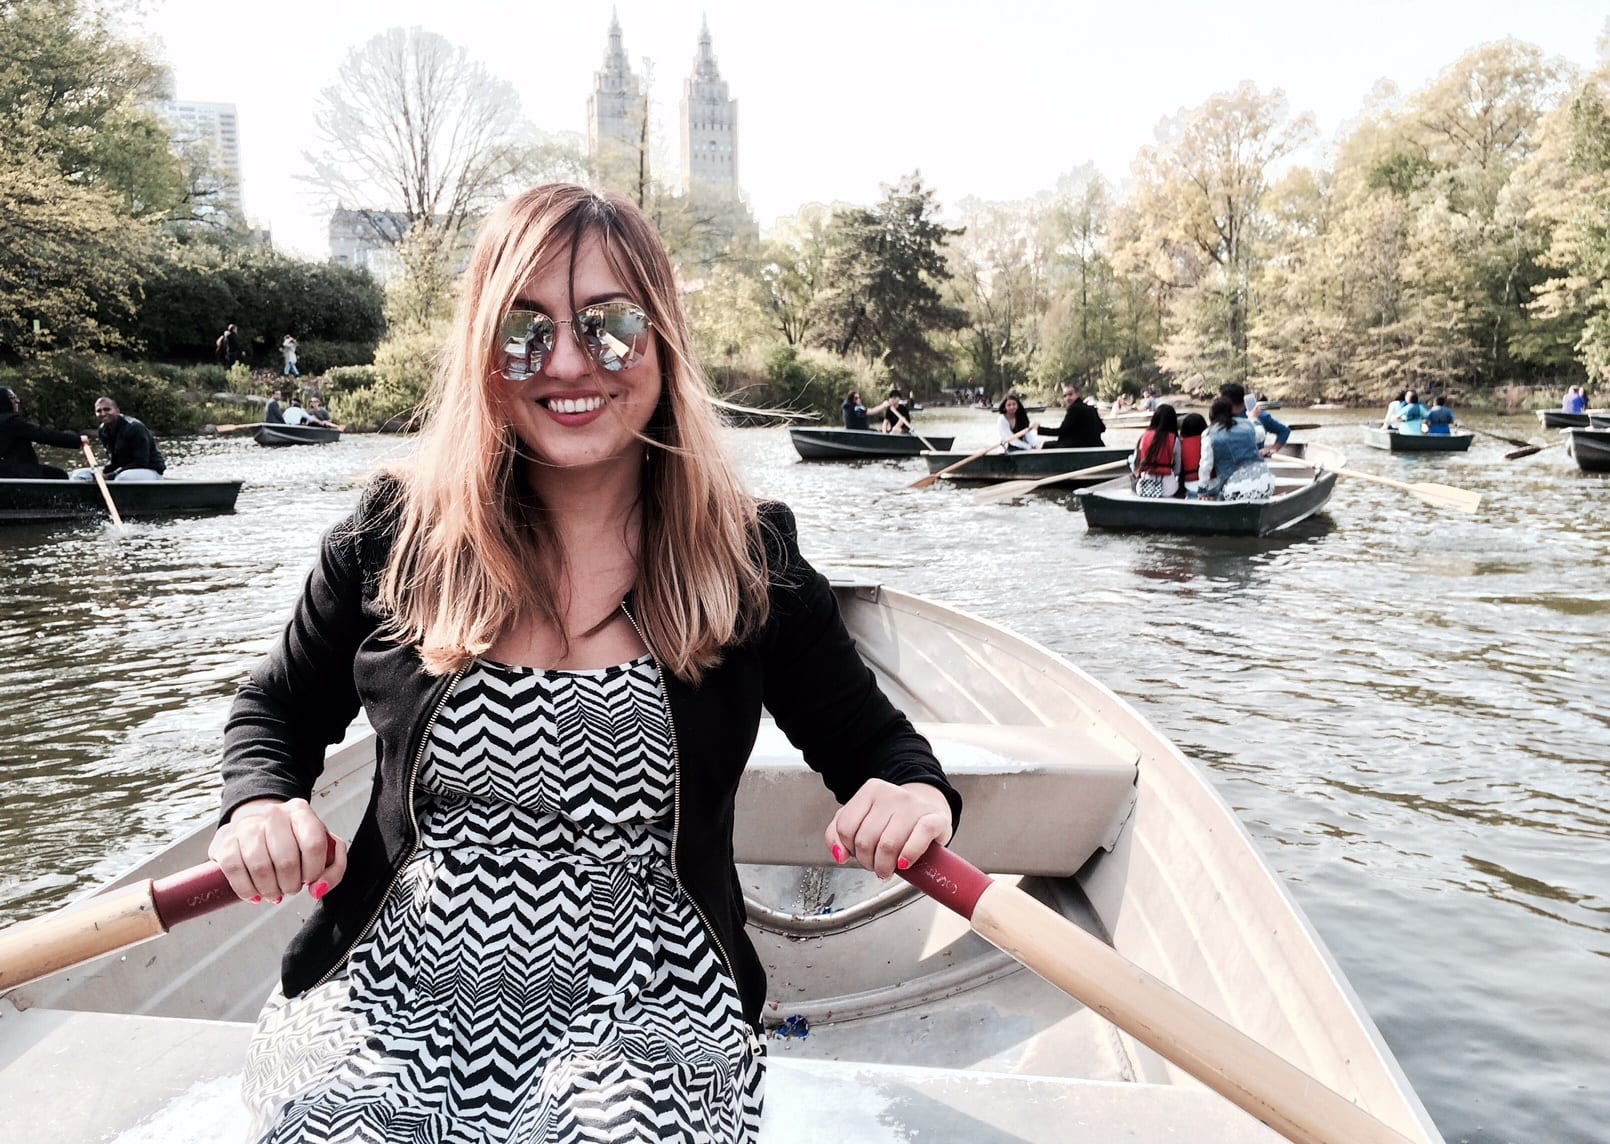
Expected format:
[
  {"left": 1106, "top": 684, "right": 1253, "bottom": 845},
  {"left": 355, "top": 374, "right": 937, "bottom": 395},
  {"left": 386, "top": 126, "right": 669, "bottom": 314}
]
[{"left": 243, "top": 656, "right": 765, "bottom": 1142}]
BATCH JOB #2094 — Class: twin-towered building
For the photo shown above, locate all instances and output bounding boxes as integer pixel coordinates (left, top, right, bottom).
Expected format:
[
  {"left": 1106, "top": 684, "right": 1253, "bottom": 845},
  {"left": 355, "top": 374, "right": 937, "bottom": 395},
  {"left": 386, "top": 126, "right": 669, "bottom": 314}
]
[{"left": 589, "top": 13, "right": 741, "bottom": 203}]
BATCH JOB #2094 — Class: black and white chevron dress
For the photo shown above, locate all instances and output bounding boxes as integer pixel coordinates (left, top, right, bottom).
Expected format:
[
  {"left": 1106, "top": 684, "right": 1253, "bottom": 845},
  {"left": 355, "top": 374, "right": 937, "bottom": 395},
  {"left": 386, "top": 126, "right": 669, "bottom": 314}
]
[{"left": 243, "top": 656, "right": 765, "bottom": 1143}]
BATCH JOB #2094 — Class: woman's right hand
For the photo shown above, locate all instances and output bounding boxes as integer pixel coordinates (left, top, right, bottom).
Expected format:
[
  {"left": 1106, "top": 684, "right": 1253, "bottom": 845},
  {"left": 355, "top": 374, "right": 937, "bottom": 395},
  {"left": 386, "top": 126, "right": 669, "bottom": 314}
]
[{"left": 208, "top": 797, "right": 347, "bottom": 904}]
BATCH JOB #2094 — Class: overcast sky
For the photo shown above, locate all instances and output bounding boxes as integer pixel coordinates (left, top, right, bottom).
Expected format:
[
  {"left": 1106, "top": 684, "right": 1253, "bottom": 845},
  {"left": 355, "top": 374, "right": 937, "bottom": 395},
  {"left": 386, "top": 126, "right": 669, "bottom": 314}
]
[{"left": 136, "top": 0, "right": 1608, "bottom": 258}]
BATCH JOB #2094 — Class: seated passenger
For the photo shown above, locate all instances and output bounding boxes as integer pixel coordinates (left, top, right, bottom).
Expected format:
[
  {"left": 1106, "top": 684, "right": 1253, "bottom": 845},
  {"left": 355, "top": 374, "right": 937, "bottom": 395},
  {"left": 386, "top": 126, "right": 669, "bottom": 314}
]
[
  {"left": 1130, "top": 404, "right": 1181, "bottom": 497},
  {"left": 0, "top": 386, "right": 82, "bottom": 479},
  {"left": 1426, "top": 395, "right": 1456, "bottom": 435},
  {"left": 997, "top": 395, "right": 1040, "bottom": 451},
  {"left": 1199, "top": 396, "right": 1273, "bottom": 501},
  {"left": 1047, "top": 382, "right": 1106, "bottom": 448},
  {"left": 1178, "top": 412, "right": 1207, "bottom": 499},
  {"left": 1397, "top": 391, "right": 1428, "bottom": 435},
  {"left": 1382, "top": 389, "right": 1407, "bottom": 429},
  {"left": 71, "top": 397, "right": 165, "bottom": 482},
  {"left": 841, "top": 389, "right": 869, "bottom": 430},
  {"left": 282, "top": 403, "right": 313, "bottom": 426}
]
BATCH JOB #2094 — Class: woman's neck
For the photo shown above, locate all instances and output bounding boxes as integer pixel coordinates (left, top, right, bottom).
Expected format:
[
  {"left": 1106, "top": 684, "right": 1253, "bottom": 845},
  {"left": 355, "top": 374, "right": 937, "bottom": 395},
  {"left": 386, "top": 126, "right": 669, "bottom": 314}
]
[{"left": 523, "top": 452, "right": 644, "bottom": 546}]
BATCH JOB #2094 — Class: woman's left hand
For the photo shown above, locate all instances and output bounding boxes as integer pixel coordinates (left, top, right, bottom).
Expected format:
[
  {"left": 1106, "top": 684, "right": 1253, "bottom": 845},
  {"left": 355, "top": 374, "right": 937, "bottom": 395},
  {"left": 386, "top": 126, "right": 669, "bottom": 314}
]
[{"left": 825, "top": 779, "right": 954, "bottom": 879}]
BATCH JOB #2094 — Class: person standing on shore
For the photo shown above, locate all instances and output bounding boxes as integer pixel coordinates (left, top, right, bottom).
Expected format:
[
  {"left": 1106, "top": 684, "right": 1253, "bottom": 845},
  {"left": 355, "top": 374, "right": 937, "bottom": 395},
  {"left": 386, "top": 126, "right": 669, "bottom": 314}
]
[
  {"left": 281, "top": 335, "right": 300, "bottom": 378},
  {"left": 0, "top": 386, "right": 85, "bottom": 479},
  {"left": 218, "top": 323, "right": 243, "bottom": 368}
]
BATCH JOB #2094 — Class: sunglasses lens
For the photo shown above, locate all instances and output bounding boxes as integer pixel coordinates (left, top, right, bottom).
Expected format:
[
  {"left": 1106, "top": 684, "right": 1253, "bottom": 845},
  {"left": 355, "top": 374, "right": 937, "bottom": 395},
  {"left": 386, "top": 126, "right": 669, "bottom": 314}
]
[
  {"left": 577, "top": 302, "right": 651, "bottom": 372},
  {"left": 499, "top": 310, "right": 556, "bottom": 380}
]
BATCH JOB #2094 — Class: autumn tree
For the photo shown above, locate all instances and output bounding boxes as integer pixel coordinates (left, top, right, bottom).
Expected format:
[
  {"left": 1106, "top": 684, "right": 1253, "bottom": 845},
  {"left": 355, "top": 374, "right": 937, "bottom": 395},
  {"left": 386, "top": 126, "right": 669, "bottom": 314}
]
[
  {"left": 1123, "top": 82, "right": 1314, "bottom": 385},
  {"left": 944, "top": 195, "right": 1056, "bottom": 394}
]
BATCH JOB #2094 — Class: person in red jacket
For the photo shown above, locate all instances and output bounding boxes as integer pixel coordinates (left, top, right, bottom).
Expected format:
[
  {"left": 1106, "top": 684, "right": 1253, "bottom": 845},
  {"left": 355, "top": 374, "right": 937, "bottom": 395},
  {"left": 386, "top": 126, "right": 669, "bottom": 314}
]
[
  {"left": 1179, "top": 412, "right": 1207, "bottom": 498},
  {"left": 1129, "top": 404, "right": 1182, "bottom": 497}
]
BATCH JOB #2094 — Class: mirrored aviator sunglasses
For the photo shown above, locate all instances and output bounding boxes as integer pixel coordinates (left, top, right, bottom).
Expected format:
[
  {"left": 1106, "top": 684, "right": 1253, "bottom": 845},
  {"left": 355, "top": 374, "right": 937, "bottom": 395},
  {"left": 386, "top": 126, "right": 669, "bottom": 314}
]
[{"left": 498, "top": 301, "right": 653, "bottom": 381}]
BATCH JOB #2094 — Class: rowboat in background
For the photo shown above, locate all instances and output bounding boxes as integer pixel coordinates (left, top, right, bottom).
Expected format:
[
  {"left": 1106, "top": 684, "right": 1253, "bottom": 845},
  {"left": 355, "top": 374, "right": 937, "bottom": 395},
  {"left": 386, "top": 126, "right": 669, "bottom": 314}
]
[
  {"left": 0, "top": 582, "right": 1440, "bottom": 1143},
  {"left": 1362, "top": 426, "right": 1474, "bottom": 453},
  {"left": 1537, "top": 409, "right": 1602, "bottom": 430},
  {"left": 254, "top": 423, "right": 341, "bottom": 447},
  {"left": 789, "top": 427, "right": 954, "bottom": 460},
  {"left": 922, "top": 445, "right": 1130, "bottom": 483},
  {"left": 1564, "top": 428, "right": 1610, "bottom": 473},
  {"left": 1078, "top": 443, "right": 1343, "bottom": 536},
  {"left": 0, "top": 477, "right": 242, "bottom": 524}
]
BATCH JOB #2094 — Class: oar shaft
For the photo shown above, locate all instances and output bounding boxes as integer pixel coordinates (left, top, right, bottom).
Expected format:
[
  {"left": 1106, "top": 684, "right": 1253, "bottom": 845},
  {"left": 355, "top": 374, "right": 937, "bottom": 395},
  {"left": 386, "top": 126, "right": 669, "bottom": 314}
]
[
  {"left": 910, "top": 425, "right": 1034, "bottom": 489},
  {"left": 80, "top": 440, "right": 125, "bottom": 528},
  {"left": 0, "top": 839, "right": 330, "bottom": 993},
  {"left": 970, "top": 887, "right": 1412, "bottom": 1144},
  {"left": 901, "top": 846, "right": 1416, "bottom": 1144},
  {"left": 891, "top": 407, "right": 939, "bottom": 453},
  {"left": 0, "top": 881, "right": 163, "bottom": 991}
]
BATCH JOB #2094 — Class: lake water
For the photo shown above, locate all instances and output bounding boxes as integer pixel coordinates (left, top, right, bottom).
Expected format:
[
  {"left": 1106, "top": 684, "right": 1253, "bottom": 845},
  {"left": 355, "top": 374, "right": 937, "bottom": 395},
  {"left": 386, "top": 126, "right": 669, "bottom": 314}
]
[{"left": 0, "top": 409, "right": 1604, "bottom": 1143}]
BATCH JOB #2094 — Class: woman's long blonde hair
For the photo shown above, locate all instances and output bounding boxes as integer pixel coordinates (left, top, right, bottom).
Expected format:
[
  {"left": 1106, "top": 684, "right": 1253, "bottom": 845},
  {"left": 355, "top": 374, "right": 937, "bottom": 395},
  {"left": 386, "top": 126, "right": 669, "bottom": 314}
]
[{"left": 376, "top": 185, "right": 770, "bottom": 681}]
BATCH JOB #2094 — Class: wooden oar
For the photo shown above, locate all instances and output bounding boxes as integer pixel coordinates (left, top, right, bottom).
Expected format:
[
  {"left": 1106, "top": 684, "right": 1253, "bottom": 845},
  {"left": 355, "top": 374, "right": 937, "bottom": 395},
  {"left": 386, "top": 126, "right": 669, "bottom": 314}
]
[
  {"left": 0, "top": 839, "right": 336, "bottom": 993},
  {"left": 1468, "top": 425, "right": 1535, "bottom": 449},
  {"left": 1284, "top": 454, "right": 1481, "bottom": 513},
  {"left": 79, "top": 439, "right": 124, "bottom": 529},
  {"left": 908, "top": 425, "right": 1035, "bottom": 489},
  {"left": 900, "top": 845, "right": 1415, "bottom": 1144},
  {"left": 1505, "top": 440, "right": 1561, "bottom": 460},
  {"left": 973, "top": 457, "right": 1132, "bottom": 505},
  {"left": 890, "top": 406, "right": 942, "bottom": 453},
  {"left": 212, "top": 422, "right": 262, "bottom": 436}
]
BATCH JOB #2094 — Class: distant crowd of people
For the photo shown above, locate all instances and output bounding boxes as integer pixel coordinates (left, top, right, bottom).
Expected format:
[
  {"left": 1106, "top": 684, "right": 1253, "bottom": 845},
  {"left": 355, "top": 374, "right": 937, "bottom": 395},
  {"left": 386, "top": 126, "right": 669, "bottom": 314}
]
[{"left": 984, "top": 381, "right": 1295, "bottom": 502}]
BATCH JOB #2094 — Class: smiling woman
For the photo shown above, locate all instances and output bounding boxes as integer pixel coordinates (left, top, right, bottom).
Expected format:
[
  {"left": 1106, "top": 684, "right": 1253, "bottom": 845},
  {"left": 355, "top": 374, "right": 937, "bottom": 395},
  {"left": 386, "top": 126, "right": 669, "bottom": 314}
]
[{"left": 207, "top": 184, "right": 962, "bottom": 1143}]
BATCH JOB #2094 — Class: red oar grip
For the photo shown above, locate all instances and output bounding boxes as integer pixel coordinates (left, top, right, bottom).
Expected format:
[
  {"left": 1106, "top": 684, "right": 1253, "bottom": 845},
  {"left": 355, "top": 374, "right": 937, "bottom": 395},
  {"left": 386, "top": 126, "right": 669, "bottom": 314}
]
[
  {"left": 896, "top": 843, "right": 992, "bottom": 921},
  {"left": 151, "top": 836, "right": 338, "bottom": 929}
]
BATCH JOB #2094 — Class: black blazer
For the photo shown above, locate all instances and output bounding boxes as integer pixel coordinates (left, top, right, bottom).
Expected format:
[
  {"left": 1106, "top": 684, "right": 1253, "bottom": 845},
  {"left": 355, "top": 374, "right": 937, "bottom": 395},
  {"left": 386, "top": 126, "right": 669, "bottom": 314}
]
[{"left": 220, "top": 483, "right": 960, "bottom": 1027}]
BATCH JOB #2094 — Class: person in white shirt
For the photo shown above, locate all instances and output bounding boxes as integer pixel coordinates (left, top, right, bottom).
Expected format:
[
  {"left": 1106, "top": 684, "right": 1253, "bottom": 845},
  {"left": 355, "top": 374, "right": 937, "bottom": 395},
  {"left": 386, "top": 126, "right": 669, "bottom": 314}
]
[{"left": 996, "top": 394, "right": 1040, "bottom": 451}]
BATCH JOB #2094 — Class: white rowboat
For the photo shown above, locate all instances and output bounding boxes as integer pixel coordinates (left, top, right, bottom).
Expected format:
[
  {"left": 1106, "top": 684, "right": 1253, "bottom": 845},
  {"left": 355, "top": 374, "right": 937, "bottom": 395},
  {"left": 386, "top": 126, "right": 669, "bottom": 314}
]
[{"left": 0, "top": 584, "right": 1442, "bottom": 1143}]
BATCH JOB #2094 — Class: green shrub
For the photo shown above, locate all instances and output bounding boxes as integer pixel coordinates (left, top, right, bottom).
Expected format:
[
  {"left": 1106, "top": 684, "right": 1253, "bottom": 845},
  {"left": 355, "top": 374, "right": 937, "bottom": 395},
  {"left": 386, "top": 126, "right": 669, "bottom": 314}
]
[
  {"left": 761, "top": 345, "right": 867, "bottom": 417},
  {"left": 321, "top": 364, "right": 379, "bottom": 391},
  {"left": 147, "top": 362, "right": 230, "bottom": 393},
  {"left": 0, "top": 354, "right": 204, "bottom": 435},
  {"left": 292, "top": 339, "right": 376, "bottom": 376},
  {"left": 330, "top": 326, "right": 446, "bottom": 431}
]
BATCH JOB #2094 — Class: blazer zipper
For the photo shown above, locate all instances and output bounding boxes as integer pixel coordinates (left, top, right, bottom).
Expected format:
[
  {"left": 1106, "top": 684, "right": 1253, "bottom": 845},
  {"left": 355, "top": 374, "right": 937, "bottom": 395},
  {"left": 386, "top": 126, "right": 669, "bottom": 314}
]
[
  {"left": 619, "top": 601, "right": 743, "bottom": 1011},
  {"left": 309, "top": 664, "right": 466, "bottom": 990}
]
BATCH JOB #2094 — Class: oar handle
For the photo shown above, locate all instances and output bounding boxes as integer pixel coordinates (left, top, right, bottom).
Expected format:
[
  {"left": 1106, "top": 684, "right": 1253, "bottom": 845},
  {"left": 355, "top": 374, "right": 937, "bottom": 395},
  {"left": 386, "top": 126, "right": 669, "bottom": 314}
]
[
  {"left": 0, "top": 838, "right": 337, "bottom": 994},
  {"left": 900, "top": 845, "right": 1418, "bottom": 1144}
]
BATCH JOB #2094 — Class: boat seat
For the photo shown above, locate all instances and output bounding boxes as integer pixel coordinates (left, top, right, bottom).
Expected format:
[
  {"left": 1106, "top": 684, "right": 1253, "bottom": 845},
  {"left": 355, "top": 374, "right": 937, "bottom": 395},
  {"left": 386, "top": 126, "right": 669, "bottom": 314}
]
[
  {"left": 758, "top": 1058, "right": 1282, "bottom": 1142},
  {"left": 734, "top": 719, "right": 1138, "bottom": 876},
  {"left": 0, "top": 1006, "right": 1278, "bottom": 1143}
]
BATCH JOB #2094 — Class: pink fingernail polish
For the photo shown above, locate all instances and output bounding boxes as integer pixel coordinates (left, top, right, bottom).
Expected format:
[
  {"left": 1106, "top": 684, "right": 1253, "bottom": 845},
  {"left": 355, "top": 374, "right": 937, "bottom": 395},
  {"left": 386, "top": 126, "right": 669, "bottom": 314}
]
[
  {"left": 250, "top": 895, "right": 262, "bottom": 904},
  {"left": 310, "top": 881, "right": 329, "bottom": 900},
  {"left": 831, "top": 844, "right": 845, "bottom": 864},
  {"left": 897, "top": 857, "right": 911, "bottom": 871},
  {"left": 272, "top": 896, "right": 283, "bottom": 905}
]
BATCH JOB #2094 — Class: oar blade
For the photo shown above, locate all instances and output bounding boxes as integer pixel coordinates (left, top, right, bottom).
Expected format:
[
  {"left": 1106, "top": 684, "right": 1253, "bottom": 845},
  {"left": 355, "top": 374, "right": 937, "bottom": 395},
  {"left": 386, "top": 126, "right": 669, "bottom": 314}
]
[
  {"left": 973, "top": 478, "right": 1039, "bottom": 505},
  {"left": 1504, "top": 445, "right": 1545, "bottom": 460},
  {"left": 907, "top": 472, "right": 941, "bottom": 491},
  {"left": 1409, "top": 482, "right": 1482, "bottom": 514}
]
